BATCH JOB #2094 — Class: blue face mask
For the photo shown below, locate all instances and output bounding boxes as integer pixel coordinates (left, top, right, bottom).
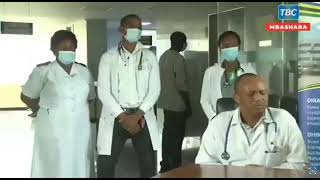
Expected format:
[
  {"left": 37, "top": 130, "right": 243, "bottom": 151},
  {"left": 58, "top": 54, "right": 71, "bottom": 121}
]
[
  {"left": 58, "top": 51, "right": 76, "bottom": 65},
  {"left": 221, "top": 46, "right": 239, "bottom": 62},
  {"left": 124, "top": 28, "right": 142, "bottom": 43}
]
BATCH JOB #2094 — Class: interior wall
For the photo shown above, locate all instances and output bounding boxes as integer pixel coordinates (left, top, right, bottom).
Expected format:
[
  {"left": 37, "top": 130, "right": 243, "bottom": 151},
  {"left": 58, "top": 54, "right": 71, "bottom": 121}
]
[
  {"left": 156, "top": 22, "right": 209, "bottom": 60},
  {"left": 0, "top": 16, "right": 83, "bottom": 178},
  {"left": 86, "top": 19, "right": 107, "bottom": 81},
  {"left": 0, "top": 16, "right": 74, "bottom": 108},
  {"left": 69, "top": 19, "right": 88, "bottom": 65}
]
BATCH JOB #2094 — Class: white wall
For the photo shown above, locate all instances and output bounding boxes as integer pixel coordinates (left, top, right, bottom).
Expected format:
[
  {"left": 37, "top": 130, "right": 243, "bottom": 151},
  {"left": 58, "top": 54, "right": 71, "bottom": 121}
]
[
  {"left": 0, "top": 16, "right": 88, "bottom": 84},
  {"left": 68, "top": 19, "right": 88, "bottom": 65},
  {"left": 0, "top": 16, "right": 88, "bottom": 108},
  {"left": 0, "top": 16, "right": 72, "bottom": 84}
]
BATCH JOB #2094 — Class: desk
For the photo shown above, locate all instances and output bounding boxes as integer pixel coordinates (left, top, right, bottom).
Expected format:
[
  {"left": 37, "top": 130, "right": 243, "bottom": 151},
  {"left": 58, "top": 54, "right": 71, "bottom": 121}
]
[{"left": 153, "top": 164, "right": 319, "bottom": 178}]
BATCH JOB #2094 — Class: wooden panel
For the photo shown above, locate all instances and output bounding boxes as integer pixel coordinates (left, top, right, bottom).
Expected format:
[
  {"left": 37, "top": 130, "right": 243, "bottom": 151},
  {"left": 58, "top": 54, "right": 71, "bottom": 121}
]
[{"left": 153, "top": 164, "right": 319, "bottom": 178}]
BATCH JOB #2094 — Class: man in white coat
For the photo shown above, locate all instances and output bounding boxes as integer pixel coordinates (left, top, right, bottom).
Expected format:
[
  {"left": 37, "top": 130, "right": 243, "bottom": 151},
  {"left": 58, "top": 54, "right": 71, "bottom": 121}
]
[
  {"left": 96, "top": 14, "right": 160, "bottom": 178},
  {"left": 196, "top": 73, "right": 308, "bottom": 170},
  {"left": 200, "top": 31, "right": 256, "bottom": 122}
]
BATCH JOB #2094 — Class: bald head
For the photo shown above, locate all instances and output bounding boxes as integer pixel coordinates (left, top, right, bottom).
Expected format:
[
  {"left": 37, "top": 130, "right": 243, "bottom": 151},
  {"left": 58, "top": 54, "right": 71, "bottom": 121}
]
[
  {"left": 234, "top": 73, "right": 261, "bottom": 93},
  {"left": 234, "top": 73, "right": 268, "bottom": 115}
]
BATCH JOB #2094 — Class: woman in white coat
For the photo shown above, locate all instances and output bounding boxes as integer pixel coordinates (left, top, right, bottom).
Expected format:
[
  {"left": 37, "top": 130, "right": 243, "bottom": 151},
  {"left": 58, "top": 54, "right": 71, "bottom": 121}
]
[
  {"left": 21, "top": 30, "right": 96, "bottom": 178},
  {"left": 196, "top": 74, "right": 308, "bottom": 170},
  {"left": 200, "top": 31, "right": 256, "bottom": 122}
]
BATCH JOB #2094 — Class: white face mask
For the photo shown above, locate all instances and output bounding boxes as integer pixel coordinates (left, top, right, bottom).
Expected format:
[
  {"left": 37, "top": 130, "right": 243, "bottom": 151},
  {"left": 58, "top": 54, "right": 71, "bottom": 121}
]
[
  {"left": 124, "top": 28, "right": 142, "bottom": 43},
  {"left": 58, "top": 51, "right": 76, "bottom": 65}
]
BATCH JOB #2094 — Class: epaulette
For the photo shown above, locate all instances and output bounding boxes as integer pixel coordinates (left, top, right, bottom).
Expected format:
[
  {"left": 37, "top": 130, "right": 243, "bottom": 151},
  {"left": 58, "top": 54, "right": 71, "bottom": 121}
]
[
  {"left": 75, "top": 62, "right": 87, "bottom": 67},
  {"left": 36, "top": 61, "right": 51, "bottom": 67}
]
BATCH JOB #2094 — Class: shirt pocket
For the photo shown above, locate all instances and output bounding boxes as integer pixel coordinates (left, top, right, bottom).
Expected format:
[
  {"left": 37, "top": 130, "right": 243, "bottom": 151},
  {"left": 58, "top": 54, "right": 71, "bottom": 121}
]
[{"left": 265, "top": 146, "right": 286, "bottom": 167}]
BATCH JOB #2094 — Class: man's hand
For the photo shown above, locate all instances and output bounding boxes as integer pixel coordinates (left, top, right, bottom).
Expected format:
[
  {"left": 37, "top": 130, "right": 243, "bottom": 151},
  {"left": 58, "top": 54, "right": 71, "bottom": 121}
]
[
  {"left": 118, "top": 111, "right": 145, "bottom": 135},
  {"left": 127, "top": 124, "right": 142, "bottom": 135}
]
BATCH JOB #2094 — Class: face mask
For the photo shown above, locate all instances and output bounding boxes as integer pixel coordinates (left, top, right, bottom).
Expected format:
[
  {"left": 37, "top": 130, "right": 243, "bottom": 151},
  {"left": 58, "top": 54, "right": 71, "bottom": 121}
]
[
  {"left": 124, "top": 28, "right": 142, "bottom": 43},
  {"left": 58, "top": 51, "right": 76, "bottom": 65},
  {"left": 221, "top": 46, "right": 239, "bottom": 62}
]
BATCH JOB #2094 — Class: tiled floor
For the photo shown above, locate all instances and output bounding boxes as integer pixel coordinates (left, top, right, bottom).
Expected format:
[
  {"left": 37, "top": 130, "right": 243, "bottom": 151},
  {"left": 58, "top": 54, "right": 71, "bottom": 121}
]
[
  {"left": 0, "top": 109, "right": 200, "bottom": 178},
  {"left": 0, "top": 110, "right": 33, "bottom": 178}
]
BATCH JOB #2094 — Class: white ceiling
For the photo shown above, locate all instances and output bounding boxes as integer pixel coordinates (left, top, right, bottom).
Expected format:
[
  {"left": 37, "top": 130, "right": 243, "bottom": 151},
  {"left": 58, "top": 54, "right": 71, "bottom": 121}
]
[
  {"left": 0, "top": 2, "right": 220, "bottom": 39},
  {"left": 0, "top": 2, "right": 278, "bottom": 38},
  {"left": 0, "top": 2, "right": 217, "bottom": 25}
]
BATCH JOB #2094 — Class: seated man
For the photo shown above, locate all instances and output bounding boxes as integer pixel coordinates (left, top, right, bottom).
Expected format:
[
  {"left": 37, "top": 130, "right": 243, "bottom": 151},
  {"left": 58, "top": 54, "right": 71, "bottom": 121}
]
[{"left": 195, "top": 73, "right": 308, "bottom": 170}]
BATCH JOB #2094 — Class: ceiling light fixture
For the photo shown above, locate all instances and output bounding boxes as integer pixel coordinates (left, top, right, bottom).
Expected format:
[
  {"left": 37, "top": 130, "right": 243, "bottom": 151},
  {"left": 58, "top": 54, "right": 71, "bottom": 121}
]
[
  {"left": 142, "top": 22, "right": 152, "bottom": 26},
  {"left": 105, "top": 8, "right": 112, "bottom": 12}
]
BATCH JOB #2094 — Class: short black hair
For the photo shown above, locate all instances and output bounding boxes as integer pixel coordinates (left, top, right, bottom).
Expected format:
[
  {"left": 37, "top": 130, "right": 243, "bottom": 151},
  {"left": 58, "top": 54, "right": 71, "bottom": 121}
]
[
  {"left": 50, "top": 30, "right": 77, "bottom": 51},
  {"left": 218, "top": 31, "right": 241, "bottom": 48},
  {"left": 234, "top": 73, "right": 258, "bottom": 93},
  {"left": 120, "top": 14, "right": 141, "bottom": 27},
  {"left": 170, "top": 31, "right": 186, "bottom": 44},
  {"left": 170, "top": 31, "right": 186, "bottom": 49}
]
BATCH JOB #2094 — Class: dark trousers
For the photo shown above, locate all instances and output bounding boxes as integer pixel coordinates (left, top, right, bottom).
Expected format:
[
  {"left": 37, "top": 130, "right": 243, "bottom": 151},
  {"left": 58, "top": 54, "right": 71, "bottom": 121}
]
[
  {"left": 97, "top": 118, "right": 156, "bottom": 178},
  {"left": 160, "top": 110, "right": 186, "bottom": 173}
]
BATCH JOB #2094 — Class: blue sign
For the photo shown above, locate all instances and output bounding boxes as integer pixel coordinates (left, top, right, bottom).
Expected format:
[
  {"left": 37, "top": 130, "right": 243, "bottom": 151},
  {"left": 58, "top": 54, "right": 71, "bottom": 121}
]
[
  {"left": 278, "top": 4, "right": 300, "bottom": 20},
  {"left": 298, "top": 86, "right": 320, "bottom": 174}
]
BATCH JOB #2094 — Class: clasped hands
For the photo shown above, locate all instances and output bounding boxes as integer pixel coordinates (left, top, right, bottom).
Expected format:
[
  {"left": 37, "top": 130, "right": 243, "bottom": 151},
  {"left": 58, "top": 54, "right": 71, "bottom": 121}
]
[{"left": 118, "top": 110, "right": 145, "bottom": 135}]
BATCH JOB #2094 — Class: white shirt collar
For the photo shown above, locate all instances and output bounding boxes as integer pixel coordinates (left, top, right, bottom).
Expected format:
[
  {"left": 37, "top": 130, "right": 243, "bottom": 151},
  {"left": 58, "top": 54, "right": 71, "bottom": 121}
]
[
  {"left": 232, "top": 108, "right": 273, "bottom": 127},
  {"left": 52, "top": 60, "right": 79, "bottom": 77},
  {"left": 120, "top": 41, "right": 144, "bottom": 55}
]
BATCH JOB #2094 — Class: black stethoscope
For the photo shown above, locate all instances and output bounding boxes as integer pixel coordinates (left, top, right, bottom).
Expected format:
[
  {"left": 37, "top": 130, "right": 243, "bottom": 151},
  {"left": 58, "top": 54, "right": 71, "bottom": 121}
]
[
  {"left": 223, "top": 67, "right": 244, "bottom": 88},
  {"left": 118, "top": 42, "right": 143, "bottom": 70},
  {"left": 221, "top": 108, "right": 278, "bottom": 161}
]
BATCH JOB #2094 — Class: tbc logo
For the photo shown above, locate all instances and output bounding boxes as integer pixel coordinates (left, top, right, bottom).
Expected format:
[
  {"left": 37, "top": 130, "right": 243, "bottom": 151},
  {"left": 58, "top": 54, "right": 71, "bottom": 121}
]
[{"left": 278, "top": 4, "right": 300, "bottom": 20}]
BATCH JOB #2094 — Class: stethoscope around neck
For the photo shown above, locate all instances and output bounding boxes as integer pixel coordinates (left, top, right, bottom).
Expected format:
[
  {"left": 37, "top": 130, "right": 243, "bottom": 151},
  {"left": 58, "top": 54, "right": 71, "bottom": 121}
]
[
  {"left": 222, "top": 61, "right": 244, "bottom": 88},
  {"left": 221, "top": 108, "right": 278, "bottom": 161},
  {"left": 118, "top": 42, "right": 143, "bottom": 70}
]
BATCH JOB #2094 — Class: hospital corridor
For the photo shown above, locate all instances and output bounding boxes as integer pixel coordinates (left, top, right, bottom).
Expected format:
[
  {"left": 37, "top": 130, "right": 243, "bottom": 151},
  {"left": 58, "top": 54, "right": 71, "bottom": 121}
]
[{"left": 0, "top": 2, "right": 320, "bottom": 178}]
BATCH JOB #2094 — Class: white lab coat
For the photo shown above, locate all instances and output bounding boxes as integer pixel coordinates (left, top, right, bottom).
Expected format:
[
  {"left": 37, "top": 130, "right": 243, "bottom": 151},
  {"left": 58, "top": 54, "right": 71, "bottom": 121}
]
[
  {"left": 195, "top": 107, "right": 308, "bottom": 170},
  {"left": 200, "top": 62, "right": 256, "bottom": 121},
  {"left": 22, "top": 61, "right": 96, "bottom": 178},
  {"left": 97, "top": 42, "right": 161, "bottom": 155}
]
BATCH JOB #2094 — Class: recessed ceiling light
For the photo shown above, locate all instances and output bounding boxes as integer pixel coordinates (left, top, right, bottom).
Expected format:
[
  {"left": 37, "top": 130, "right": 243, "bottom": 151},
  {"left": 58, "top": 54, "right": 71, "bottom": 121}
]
[
  {"left": 142, "top": 22, "right": 152, "bottom": 26},
  {"left": 259, "top": 40, "right": 272, "bottom": 47},
  {"left": 105, "top": 8, "right": 112, "bottom": 12}
]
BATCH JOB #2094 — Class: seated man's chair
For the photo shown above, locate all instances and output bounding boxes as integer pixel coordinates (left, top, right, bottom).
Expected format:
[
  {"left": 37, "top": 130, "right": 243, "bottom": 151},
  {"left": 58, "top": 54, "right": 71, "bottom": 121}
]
[
  {"left": 280, "top": 96, "right": 299, "bottom": 124},
  {"left": 268, "top": 94, "right": 281, "bottom": 108},
  {"left": 216, "top": 97, "right": 237, "bottom": 114}
]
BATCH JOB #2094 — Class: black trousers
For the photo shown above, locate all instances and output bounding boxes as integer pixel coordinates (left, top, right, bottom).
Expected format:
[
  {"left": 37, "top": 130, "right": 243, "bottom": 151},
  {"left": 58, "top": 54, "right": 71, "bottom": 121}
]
[
  {"left": 160, "top": 110, "right": 186, "bottom": 173},
  {"left": 97, "top": 118, "right": 156, "bottom": 178}
]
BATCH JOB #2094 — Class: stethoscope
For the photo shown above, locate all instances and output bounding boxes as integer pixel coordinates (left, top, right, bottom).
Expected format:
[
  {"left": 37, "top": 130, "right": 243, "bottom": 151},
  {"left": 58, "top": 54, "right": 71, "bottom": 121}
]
[
  {"left": 118, "top": 42, "right": 143, "bottom": 70},
  {"left": 223, "top": 67, "right": 244, "bottom": 88},
  {"left": 221, "top": 108, "right": 278, "bottom": 161}
]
